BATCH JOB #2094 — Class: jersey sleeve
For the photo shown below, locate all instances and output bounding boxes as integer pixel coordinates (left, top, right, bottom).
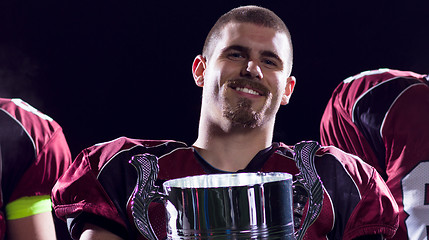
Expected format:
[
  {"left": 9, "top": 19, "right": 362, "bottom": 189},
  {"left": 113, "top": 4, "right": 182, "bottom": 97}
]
[
  {"left": 10, "top": 127, "right": 72, "bottom": 202},
  {"left": 320, "top": 146, "right": 399, "bottom": 239},
  {"left": 52, "top": 147, "right": 128, "bottom": 239},
  {"left": 52, "top": 137, "right": 155, "bottom": 239},
  {"left": 343, "top": 160, "right": 399, "bottom": 239},
  {"left": 0, "top": 98, "right": 73, "bottom": 203}
]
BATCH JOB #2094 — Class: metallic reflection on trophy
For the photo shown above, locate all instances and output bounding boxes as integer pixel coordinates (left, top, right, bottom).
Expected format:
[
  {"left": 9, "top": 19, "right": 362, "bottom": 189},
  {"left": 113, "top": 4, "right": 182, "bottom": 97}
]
[{"left": 130, "top": 141, "right": 323, "bottom": 240}]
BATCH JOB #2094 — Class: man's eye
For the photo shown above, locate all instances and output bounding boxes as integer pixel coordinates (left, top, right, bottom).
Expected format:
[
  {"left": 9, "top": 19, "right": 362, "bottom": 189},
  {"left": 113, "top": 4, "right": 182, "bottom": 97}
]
[
  {"left": 263, "top": 59, "right": 277, "bottom": 67},
  {"left": 227, "top": 52, "right": 244, "bottom": 59}
]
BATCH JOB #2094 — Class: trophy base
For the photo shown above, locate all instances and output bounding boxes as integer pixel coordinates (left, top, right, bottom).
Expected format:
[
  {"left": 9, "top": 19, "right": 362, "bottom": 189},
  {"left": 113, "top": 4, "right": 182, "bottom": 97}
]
[{"left": 167, "top": 223, "right": 296, "bottom": 239}]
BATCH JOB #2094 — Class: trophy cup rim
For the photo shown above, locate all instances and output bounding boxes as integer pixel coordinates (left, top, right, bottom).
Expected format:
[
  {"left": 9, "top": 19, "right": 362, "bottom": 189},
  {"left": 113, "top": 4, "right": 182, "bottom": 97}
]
[{"left": 163, "top": 172, "right": 293, "bottom": 189}]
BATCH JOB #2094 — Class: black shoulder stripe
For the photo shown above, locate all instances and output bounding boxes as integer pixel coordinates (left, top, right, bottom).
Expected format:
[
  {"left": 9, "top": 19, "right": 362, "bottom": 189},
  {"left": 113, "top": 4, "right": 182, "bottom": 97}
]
[
  {"left": 0, "top": 109, "right": 36, "bottom": 204},
  {"left": 353, "top": 77, "right": 423, "bottom": 177},
  {"left": 315, "top": 153, "right": 361, "bottom": 240}
]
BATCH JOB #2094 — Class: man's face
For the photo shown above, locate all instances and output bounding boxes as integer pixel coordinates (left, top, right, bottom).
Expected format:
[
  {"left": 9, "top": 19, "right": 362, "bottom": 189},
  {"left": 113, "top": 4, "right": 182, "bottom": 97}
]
[{"left": 197, "top": 22, "right": 294, "bottom": 129}]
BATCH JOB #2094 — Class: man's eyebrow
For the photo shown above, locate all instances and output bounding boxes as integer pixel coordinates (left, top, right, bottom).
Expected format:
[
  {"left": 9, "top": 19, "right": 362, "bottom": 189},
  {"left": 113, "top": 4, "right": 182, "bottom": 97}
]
[{"left": 221, "top": 45, "right": 250, "bottom": 54}]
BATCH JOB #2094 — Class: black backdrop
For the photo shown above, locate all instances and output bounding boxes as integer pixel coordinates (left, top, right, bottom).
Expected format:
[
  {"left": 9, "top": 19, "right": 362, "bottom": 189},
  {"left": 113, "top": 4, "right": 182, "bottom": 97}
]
[{"left": 1, "top": 1, "right": 427, "bottom": 158}]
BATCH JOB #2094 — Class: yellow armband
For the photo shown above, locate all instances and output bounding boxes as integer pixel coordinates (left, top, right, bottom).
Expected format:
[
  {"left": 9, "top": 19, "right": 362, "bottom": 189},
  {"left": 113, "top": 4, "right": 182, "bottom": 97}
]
[{"left": 5, "top": 195, "right": 52, "bottom": 220}]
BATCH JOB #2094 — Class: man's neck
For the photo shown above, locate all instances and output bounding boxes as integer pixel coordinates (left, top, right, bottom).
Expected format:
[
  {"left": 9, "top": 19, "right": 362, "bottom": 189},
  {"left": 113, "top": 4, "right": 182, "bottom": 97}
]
[{"left": 193, "top": 121, "right": 274, "bottom": 172}]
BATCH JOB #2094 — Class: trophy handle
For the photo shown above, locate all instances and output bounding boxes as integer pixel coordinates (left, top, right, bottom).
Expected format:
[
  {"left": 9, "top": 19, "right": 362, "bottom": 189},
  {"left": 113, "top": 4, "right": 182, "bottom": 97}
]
[
  {"left": 129, "top": 153, "right": 165, "bottom": 240},
  {"left": 293, "top": 141, "right": 324, "bottom": 240}
]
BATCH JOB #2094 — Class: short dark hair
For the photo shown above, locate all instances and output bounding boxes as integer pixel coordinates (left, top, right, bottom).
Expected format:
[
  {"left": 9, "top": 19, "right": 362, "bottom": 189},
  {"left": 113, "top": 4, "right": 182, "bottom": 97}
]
[{"left": 202, "top": 6, "right": 292, "bottom": 62}]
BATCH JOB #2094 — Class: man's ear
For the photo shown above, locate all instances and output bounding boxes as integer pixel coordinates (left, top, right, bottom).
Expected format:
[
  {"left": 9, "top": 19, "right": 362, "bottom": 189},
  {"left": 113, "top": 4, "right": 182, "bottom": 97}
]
[
  {"left": 281, "top": 76, "right": 296, "bottom": 105},
  {"left": 192, "top": 55, "right": 207, "bottom": 87}
]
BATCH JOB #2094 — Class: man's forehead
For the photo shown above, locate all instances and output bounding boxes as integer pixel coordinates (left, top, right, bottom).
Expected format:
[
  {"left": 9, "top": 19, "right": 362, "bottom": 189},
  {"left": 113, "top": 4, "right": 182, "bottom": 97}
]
[
  {"left": 216, "top": 22, "right": 290, "bottom": 55},
  {"left": 221, "top": 22, "right": 278, "bottom": 36}
]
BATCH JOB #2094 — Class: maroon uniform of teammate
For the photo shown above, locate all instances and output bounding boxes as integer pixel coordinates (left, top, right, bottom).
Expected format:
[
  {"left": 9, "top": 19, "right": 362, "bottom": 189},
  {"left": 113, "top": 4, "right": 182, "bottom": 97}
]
[
  {"left": 0, "top": 98, "right": 72, "bottom": 239},
  {"left": 320, "top": 68, "right": 429, "bottom": 239}
]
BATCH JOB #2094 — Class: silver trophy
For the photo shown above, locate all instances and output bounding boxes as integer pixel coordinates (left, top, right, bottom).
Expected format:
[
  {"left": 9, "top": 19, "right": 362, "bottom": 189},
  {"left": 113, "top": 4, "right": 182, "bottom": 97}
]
[{"left": 130, "top": 141, "right": 323, "bottom": 240}]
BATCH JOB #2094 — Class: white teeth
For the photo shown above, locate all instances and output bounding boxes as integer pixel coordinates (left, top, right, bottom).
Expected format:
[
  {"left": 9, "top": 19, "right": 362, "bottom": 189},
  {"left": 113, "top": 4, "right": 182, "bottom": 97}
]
[{"left": 236, "top": 87, "right": 260, "bottom": 96}]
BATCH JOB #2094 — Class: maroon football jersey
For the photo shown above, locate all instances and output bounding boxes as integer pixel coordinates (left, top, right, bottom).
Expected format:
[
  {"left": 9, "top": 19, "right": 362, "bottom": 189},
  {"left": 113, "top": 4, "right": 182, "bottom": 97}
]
[
  {"left": 53, "top": 137, "right": 398, "bottom": 239},
  {"left": 0, "top": 98, "right": 72, "bottom": 239},
  {"left": 320, "top": 69, "right": 429, "bottom": 239}
]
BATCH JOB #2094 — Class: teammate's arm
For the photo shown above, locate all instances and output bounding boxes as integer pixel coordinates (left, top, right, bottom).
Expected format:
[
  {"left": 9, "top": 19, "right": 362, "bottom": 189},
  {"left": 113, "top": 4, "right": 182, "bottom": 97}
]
[
  {"left": 80, "top": 223, "right": 123, "bottom": 240},
  {"left": 7, "top": 211, "right": 56, "bottom": 240},
  {"left": 6, "top": 195, "right": 57, "bottom": 240}
]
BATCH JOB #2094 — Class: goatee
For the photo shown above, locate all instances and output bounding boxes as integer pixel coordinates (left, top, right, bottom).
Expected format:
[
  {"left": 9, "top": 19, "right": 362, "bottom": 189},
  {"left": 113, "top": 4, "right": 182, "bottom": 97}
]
[{"left": 223, "top": 98, "right": 262, "bottom": 128}]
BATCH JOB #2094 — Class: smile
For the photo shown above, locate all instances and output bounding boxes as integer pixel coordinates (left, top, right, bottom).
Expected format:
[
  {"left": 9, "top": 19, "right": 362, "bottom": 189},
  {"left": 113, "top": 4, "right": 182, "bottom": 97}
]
[
  {"left": 235, "top": 87, "right": 261, "bottom": 96},
  {"left": 227, "top": 79, "right": 268, "bottom": 97}
]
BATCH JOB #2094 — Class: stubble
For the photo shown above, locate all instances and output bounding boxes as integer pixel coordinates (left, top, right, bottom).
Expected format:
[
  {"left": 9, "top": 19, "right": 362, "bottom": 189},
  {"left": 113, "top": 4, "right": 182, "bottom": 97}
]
[{"left": 223, "top": 97, "right": 263, "bottom": 129}]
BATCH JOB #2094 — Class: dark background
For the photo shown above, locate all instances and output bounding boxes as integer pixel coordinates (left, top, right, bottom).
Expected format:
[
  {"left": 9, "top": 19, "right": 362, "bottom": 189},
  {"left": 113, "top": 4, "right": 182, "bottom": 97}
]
[{"left": 0, "top": 1, "right": 427, "bottom": 158}]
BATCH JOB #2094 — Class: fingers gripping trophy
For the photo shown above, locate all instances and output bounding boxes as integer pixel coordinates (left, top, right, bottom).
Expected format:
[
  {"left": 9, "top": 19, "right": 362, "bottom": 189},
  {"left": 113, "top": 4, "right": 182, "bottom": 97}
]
[{"left": 129, "top": 141, "right": 323, "bottom": 240}]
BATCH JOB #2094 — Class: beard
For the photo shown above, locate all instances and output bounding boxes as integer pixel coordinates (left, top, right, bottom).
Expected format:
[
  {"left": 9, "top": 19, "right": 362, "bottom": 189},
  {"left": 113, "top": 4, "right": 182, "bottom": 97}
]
[
  {"left": 223, "top": 97, "right": 263, "bottom": 129},
  {"left": 220, "top": 78, "right": 277, "bottom": 129}
]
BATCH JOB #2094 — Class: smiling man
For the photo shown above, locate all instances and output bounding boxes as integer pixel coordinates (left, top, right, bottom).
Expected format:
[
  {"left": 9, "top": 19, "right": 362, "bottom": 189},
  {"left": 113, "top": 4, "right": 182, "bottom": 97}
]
[
  {"left": 192, "top": 21, "right": 295, "bottom": 172},
  {"left": 52, "top": 6, "right": 398, "bottom": 240}
]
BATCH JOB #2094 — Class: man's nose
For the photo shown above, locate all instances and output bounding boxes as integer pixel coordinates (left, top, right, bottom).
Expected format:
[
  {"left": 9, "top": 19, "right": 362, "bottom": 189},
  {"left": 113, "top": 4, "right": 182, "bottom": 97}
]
[{"left": 241, "top": 60, "right": 263, "bottom": 79}]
